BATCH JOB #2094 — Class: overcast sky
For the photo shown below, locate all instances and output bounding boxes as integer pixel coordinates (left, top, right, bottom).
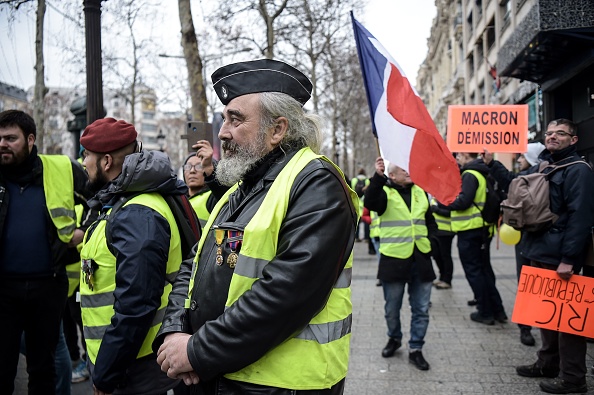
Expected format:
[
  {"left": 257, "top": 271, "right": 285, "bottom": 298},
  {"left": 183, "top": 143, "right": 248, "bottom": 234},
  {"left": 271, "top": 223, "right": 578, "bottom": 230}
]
[{"left": 0, "top": 0, "right": 436, "bottom": 93}]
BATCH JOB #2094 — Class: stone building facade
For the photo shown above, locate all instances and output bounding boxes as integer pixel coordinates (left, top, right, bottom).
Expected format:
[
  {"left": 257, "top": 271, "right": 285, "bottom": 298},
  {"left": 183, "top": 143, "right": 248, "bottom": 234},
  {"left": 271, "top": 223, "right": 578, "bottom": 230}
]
[{"left": 418, "top": 0, "right": 594, "bottom": 163}]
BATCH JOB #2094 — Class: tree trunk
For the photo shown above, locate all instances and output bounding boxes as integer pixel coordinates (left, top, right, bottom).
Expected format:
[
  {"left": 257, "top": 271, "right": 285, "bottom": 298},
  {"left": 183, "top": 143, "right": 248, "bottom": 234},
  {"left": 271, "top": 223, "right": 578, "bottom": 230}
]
[
  {"left": 178, "top": 0, "right": 207, "bottom": 122},
  {"left": 33, "top": 0, "right": 46, "bottom": 152}
]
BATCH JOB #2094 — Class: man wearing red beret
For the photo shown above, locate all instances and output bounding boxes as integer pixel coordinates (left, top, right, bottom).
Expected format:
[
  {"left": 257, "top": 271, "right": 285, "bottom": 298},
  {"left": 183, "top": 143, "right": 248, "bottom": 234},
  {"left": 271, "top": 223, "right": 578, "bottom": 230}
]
[
  {"left": 0, "top": 110, "right": 94, "bottom": 394},
  {"left": 79, "top": 118, "right": 186, "bottom": 395}
]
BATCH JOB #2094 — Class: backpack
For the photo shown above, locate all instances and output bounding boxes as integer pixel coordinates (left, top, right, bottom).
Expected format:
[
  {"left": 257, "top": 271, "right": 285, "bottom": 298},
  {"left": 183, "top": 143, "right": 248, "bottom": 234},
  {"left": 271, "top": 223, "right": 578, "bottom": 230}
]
[
  {"left": 105, "top": 193, "right": 201, "bottom": 260},
  {"left": 473, "top": 174, "right": 504, "bottom": 225},
  {"left": 501, "top": 161, "right": 589, "bottom": 232}
]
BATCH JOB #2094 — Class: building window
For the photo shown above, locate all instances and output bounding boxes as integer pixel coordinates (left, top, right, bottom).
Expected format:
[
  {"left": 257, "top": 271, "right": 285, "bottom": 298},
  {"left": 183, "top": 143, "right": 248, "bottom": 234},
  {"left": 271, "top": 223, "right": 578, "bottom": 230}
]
[
  {"left": 500, "top": 0, "right": 511, "bottom": 31},
  {"left": 142, "top": 123, "right": 157, "bottom": 132},
  {"left": 486, "top": 19, "right": 496, "bottom": 52},
  {"left": 479, "top": 82, "right": 485, "bottom": 104},
  {"left": 142, "top": 111, "right": 155, "bottom": 120},
  {"left": 470, "top": 92, "right": 476, "bottom": 104},
  {"left": 476, "top": 38, "right": 484, "bottom": 66},
  {"left": 468, "top": 54, "right": 475, "bottom": 77},
  {"left": 467, "top": 11, "right": 473, "bottom": 33}
]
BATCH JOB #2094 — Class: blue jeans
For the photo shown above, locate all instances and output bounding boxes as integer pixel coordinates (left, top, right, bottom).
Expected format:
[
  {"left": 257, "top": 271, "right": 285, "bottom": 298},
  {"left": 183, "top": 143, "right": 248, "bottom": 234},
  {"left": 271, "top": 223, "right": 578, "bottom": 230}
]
[
  {"left": 382, "top": 264, "right": 432, "bottom": 350},
  {"left": 456, "top": 228, "right": 504, "bottom": 318}
]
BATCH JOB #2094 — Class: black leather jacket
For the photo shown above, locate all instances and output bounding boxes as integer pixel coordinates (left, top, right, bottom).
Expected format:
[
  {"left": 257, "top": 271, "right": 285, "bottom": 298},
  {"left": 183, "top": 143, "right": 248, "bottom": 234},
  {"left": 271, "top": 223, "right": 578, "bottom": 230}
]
[
  {"left": 154, "top": 147, "right": 357, "bottom": 394},
  {"left": 520, "top": 146, "right": 594, "bottom": 272}
]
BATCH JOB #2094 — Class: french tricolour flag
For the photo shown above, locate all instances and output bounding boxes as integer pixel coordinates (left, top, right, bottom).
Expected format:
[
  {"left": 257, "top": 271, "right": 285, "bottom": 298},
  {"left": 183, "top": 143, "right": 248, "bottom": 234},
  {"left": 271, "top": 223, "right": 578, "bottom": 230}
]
[{"left": 351, "top": 13, "right": 461, "bottom": 204}]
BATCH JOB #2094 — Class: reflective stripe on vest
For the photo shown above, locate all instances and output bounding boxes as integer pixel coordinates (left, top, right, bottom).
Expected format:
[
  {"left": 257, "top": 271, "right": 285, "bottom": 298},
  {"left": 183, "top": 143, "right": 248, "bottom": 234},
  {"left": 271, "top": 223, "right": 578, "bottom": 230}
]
[
  {"left": 430, "top": 198, "right": 452, "bottom": 232},
  {"left": 378, "top": 185, "right": 431, "bottom": 259},
  {"left": 187, "top": 147, "right": 358, "bottom": 389},
  {"left": 39, "top": 155, "right": 76, "bottom": 243},
  {"left": 79, "top": 193, "right": 182, "bottom": 364},
  {"left": 450, "top": 170, "right": 486, "bottom": 232},
  {"left": 189, "top": 190, "right": 212, "bottom": 228}
]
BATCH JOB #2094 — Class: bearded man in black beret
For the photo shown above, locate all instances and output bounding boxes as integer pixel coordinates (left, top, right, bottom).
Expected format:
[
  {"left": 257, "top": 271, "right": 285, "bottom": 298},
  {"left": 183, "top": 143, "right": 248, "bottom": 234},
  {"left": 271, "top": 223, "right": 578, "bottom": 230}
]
[{"left": 155, "top": 59, "right": 358, "bottom": 395}]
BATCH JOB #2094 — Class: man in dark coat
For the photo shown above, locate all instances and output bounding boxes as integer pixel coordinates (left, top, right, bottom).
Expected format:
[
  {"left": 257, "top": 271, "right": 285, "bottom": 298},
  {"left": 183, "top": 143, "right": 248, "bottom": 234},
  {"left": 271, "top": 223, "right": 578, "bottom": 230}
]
[{"left": 515, "top": 119, "right": 594, "bottom": 394}]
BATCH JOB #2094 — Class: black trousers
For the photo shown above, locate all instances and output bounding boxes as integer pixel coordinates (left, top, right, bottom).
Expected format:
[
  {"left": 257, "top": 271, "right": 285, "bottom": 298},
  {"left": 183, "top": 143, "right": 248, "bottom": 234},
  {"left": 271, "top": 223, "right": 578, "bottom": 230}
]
[
  {"left": 430, "top": 230, "right": 455, "bottom": 284},
  {"left": 0, "top": 275, "right": 68, "bottom": 395},
  {"left": 456, "top": 228, "right": 504, "bottom": 318},
  {"left": 532, "top": 261, "right": 588, "bottom": 385},
  {"left": 63, "top": 288, "right": 85, "bottom": 362}
]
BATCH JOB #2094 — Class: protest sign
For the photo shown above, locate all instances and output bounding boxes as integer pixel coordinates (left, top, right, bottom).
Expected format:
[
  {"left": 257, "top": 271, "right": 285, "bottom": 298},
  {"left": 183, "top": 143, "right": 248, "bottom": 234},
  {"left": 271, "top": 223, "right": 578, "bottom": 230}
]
[
  {"left": 447, "top": 104, "right": 528, "bottom": 153},
  {"left": 512, "top": 266, "right": 594, "bottom": 337}
]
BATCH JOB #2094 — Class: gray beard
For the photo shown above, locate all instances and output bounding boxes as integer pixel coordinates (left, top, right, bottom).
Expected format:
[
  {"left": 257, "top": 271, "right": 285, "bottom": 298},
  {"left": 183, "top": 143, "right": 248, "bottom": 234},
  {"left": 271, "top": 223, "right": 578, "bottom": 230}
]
[
  {"left": 216, "top": 154, "right": 261, "bottom": 186},
  {"left": 215, "top": 134, "right": 268, "bottom": 186}
]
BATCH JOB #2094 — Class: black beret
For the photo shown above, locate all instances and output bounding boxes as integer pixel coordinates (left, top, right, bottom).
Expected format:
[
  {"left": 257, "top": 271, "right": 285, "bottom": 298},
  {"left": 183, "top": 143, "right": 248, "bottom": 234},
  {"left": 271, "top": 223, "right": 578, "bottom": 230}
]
[
  {"left": 211, "top": 59, "right": 313, "bottom": 106},
  {"left": 80, "top": 118, "right": 137, "bottom": 153}
]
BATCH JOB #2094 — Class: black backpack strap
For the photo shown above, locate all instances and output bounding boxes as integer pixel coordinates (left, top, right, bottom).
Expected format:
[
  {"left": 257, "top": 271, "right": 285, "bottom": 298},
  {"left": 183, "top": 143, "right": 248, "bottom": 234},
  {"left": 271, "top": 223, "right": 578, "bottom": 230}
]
[{"left": 163, "top": 194, "right": 201, "bottom": 260}]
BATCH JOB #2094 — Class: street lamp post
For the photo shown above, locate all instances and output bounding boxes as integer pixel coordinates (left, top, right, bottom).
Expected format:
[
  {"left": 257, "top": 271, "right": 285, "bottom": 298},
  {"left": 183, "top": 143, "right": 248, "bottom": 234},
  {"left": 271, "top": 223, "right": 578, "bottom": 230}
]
[{"left": 157, "top": 129, "right": 166, "bottom": 152}]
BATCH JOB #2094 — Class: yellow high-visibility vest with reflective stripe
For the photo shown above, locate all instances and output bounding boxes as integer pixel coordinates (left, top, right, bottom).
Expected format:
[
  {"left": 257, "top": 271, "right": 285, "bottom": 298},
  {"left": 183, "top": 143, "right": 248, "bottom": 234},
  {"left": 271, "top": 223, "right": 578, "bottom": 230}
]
[
  {"left": 378, "top": 185, "right": 431, "bottom": 259},
  {"left": 189, "top": 190, "right": 211, "bottom": 228},
  {"left": 369, "top": 210, "right": 380, "bottom": 238},
  {"left": 430, "top": 198, "right": 452, "bottom": 232},
  {"left": 79, "top": 193, "right": 182, "bottom": 364},
  {"left": 450, "top": 170, "right": 486, "bottom": 232},
  {"left": 187, "top": 147, "right": 358, "bottom": 389},
  {"left": 66, "top": 204, "right": 85, "bottom": 297},
  {"left": 39, "top": 155, "right": 76, "bottom": 244}
]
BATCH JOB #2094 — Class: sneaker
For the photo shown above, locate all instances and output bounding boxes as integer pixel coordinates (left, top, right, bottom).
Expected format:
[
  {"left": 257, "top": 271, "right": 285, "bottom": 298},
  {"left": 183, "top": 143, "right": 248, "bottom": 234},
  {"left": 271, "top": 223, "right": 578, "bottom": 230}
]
[
  {"left": 539, "top": 378, "right": 587, "bottom": 394},
  {"left": 516, "top": 362, "right": 559, "bottom": 378},
  {"left": 72, "top": 359, "right": 90, "bottom": 383},
  {"left": 520, "top": 327, "right": 536, "bottom": 346},
  {"left": 434, "top": 280, "right": 451, "bottom": 289},
  {"left": 467, "top": 299, "right": 478, "bottom": 306}
]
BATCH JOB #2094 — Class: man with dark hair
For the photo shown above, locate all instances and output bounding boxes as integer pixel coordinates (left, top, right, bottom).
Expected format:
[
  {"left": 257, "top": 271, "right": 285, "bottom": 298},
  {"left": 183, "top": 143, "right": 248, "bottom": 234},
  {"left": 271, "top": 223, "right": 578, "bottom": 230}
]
[
  {"left": 438, "top": 152, "right": 506, "bottom": 325},
  {"left": 155, "top": 59, "right": 358, "bottom": 394},
  {"left": 0, "top": 109, "right": 93, "bottom": 394},
  {"left": 78, "top": 118, "right": 189, "bottom": 395},
  {"left": 515, "top": 119, "right": 594, "bottom": 394}
]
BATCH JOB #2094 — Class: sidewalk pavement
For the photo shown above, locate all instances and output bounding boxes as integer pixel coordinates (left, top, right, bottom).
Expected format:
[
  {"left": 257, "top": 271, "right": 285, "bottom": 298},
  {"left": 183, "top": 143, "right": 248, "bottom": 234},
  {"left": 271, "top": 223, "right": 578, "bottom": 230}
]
[
  {"left": 346, "top": 238, "right": 594, "bottom": 394},
  {"left": 14, "top": 239, "right": 594, "bottom": 394}
]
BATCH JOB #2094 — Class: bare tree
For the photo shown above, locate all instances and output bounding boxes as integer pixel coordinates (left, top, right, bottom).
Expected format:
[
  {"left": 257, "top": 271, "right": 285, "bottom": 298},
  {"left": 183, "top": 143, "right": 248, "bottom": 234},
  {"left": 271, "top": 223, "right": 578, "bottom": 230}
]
[
  {"left": 1, "top": 0, "right": 47, "bottom": 151},
  {"left": 33, "top": 0, "right": 47, "bottom": 151},
  {"left": 178, "top": 0, "right": 207, "bottom": 122},
  {"left": 210, "top": 0, "right": 289, "bottom": 59}
]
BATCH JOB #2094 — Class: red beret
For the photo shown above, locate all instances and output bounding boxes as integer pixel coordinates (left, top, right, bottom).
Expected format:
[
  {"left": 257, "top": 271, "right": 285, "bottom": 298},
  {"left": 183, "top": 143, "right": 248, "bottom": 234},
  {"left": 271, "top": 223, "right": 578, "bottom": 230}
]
[{"left": 80, "top": 118, "right": 138, "bottom": 153}]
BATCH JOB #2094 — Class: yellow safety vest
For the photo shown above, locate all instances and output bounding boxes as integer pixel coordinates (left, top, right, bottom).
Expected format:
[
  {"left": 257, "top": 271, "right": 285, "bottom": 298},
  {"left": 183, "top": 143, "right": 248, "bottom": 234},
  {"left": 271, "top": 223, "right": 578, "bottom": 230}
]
[
  {"left": 369, "top": 210, "right": 380, "bottom": 238},
  {"left": 39, "top": 155, "right": 76, "bottom": 243},
  {"left": 187, "top": 147, "right": 358, "bottom": 389},
  {"left": 431, "top": 198, "right": 452, "bottom": 233},
  {"left": 378, "top": 185, "right": 431, "bottom": 259},
  {"left": 450, "top": 170, "right": 486, "bottom": 232},
  {"left": 189, "top": 190, "right": 212, "bottom": 228},
  {"left": 66, "top": 204, "right": 85, "bottom": 297},
  {"left": 80, "top": 193, "right": 182, "bottom": 364}
]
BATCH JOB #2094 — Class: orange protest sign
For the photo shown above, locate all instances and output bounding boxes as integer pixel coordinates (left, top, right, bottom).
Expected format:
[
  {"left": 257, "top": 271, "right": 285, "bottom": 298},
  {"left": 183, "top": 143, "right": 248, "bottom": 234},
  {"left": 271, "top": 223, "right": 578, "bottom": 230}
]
[
  {"left": 447, "top": 104, "right": 528, "bottom": 153},
  {"left": 512, "top": 266, "right": 594, "bottom": 337}
]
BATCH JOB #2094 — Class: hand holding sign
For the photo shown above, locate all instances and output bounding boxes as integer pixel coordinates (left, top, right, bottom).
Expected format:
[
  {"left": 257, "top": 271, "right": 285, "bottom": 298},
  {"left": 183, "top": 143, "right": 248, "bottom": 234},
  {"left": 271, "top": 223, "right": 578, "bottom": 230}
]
[{"left": 512, "top": 266, "right": 594, "bottom": 337}]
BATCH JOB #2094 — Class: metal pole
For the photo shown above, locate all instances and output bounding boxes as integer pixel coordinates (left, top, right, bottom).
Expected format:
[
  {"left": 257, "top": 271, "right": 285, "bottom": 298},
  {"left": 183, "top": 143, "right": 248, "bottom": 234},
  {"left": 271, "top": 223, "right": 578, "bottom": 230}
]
[{"left": 84, "top": 0, "right": 104, "bottom": 126}]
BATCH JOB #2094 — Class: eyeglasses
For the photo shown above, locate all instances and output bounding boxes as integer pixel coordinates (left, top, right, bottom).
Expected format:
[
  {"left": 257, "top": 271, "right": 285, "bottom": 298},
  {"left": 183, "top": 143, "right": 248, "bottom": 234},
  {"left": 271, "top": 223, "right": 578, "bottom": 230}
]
[
  {"left": 544, "top": 130, "right": 574, "bottom": 138},
  {"left": 183, "top": 164, "right": 202, "bottom": 172}
]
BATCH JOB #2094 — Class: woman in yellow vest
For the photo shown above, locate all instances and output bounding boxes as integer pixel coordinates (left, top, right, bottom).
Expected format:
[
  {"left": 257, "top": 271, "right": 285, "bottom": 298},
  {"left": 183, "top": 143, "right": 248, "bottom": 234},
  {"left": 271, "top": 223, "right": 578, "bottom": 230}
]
[{"left": 364, "top": 158, "right": 437, "bottom": 371}]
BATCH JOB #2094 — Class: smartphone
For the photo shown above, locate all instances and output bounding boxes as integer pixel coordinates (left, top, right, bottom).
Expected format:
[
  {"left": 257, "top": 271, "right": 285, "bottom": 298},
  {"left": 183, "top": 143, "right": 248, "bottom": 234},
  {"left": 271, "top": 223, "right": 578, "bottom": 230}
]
[{"left": 184, "top": 122, "right": 213, "bottom": 152}]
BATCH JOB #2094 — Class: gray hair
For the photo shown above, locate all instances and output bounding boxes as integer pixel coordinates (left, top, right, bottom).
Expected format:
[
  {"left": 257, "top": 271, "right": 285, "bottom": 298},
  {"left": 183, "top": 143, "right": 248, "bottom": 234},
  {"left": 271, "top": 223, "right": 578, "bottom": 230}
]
[{"left": 259, "top": 92, "right": 323, "bottom": 153}]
